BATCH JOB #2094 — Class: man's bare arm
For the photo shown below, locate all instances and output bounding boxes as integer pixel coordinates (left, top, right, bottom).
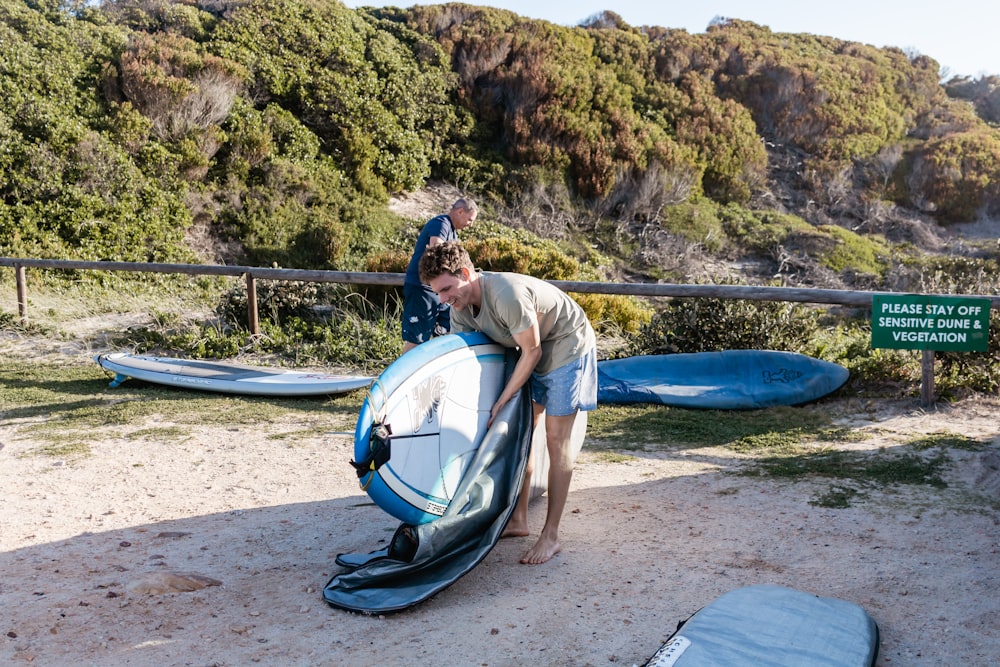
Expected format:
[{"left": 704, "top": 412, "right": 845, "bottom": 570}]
[{"left": 489, "top": 322, "right": 542, "bottom": 425}]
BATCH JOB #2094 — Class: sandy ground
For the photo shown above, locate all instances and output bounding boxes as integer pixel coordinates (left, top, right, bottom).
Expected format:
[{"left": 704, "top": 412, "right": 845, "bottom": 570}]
[{"left": 2, "top": 331, "right": 1000, "bottom": 666}]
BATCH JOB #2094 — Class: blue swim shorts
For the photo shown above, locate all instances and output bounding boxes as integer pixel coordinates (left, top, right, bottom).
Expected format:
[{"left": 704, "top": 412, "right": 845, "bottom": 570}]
[
  {"left": 402, "top": 283, "right": 450, "bottom": 345},
  {"left": 529, "top": 345, "right": 598, "bottom": 416}
]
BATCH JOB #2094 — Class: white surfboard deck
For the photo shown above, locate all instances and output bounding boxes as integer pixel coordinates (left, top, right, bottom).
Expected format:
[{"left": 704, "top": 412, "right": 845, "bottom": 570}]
[
  {"left": 96, "top": 352, "right": 373, "bottom": 397},
  {"left": 355, "top": 333, "right": 507, "bottom": 524},
  {"left": 354, "top": 332, "right": 588, "bottom": 524}
]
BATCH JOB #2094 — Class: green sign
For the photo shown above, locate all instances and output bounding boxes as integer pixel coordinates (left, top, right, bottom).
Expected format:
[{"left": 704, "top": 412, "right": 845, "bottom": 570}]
[{"left": 871, "top": 295, "right": 991, "bottom": 352}]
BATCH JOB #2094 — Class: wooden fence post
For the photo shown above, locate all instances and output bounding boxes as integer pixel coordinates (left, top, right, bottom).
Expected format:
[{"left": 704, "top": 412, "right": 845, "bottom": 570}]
[
  {"left": 15, "top": 264, "right": 27, "bottom": 322},
  {"left": 920, "top": 350, "right": 935, "bottom": 408},
  {"left": 245, "top": 273, "right": 260, "bottom": 336}
]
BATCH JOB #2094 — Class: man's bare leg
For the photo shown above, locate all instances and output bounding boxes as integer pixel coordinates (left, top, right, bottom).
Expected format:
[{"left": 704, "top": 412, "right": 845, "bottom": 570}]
[
  {"left": 502, "top": 402, "right": 546, "bottom": 538},
  {"left": 521, "top": 410, "right": 577, "bottom": 565}
]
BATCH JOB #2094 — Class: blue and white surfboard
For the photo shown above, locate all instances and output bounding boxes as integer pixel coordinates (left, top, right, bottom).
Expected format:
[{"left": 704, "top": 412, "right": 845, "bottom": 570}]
[{"left": 354, "top": 332, "right": 509, "bottom": 525}]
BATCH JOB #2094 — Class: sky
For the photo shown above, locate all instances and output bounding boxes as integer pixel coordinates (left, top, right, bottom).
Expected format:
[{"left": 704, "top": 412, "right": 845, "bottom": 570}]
[{"left": 343, "top": 1, "right": 998, "bottom": 78}]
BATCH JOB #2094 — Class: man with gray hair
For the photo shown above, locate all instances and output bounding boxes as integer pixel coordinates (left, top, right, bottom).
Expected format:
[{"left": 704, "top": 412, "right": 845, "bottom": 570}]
[{"left": 401, "top": 198, "right": 478, "bottom": 353}]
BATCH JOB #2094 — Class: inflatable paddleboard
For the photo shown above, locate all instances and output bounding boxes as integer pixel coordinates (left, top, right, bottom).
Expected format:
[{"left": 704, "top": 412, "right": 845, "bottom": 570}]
[
  {"left": 326, "top": 388, "right": 535, "bottom": 614},
  {"left": 96, "top": 353, "right": 373, "bottom": 397},
  {"left": 643, "top": 584, "right": 878, "bottom": 666},
  {"left": 597, "top": 350, "right": 849, "bottom": 409},
  {"left": 353, "top": 332, "right": 587, "bottom": 525}
]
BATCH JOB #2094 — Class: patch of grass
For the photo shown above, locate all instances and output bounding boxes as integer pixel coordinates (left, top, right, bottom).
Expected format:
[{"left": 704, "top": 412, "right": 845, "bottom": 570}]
[
  {"left": 817, "top": 427, "right": 869, "bottom": 442},
  {"left": 730, "top": 424, "right": 988, "bottom": 508},
  {"left": 266, "top": 428, "right": 330, "bottom": 443},
  {"left": 729, "top": 431, "right": 814, "bottom": 455},
  {"left": 727, "top": 424, "right": 866, "bottom": 455},
  {"left": 589, "top": 451, "right": 638, "bottom": 464},
  {"left": 128, "top": 426, "right": 192, "bottom": 442},
  {"left": 586, "top": 404, "right": 832, "bottom": 451},
  {"left": 586, "top": 398, "right": 976, "bottom": 511},
  {"left": 0, "top": 310, "right": 54, "bottom": 336},
  {"left": 21, "top": 440, "right": 92, "bottom": 459},
  {"left": 810, "top": 485, "right": 861, "bottom": 508},
  {"left": 749, "top": 448, "right": 951, "bottom": 509},
  {"left": 660, "top": 199, "right": 727, "bottom": 253},
  {"left": 2, "top": 361, "right": 363, "bottom": 449},
  {"left": 754, "top": 450, "right": 949, "bottom": 488},
  {"left": 907, "top": 431, "right": 987, "bottom": 451},
  {"left": 0, "top": 363, "right": 109, "bottom": 420},
  {"left": 815, "top": 224, "right": 891, "bottom": 276}
]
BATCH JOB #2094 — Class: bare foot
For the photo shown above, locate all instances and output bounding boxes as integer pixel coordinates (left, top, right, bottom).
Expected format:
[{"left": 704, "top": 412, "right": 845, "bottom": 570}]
[
  {"left": 520, "top": 536, "right": 561, "bottom": 564},
  {"left": 501, "top": 520, "right": 530, "bottom": 539}
]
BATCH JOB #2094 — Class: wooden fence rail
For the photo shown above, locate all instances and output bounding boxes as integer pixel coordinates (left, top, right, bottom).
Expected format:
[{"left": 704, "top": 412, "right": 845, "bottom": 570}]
[
  {"left": 5, "top": 256, "right": 1000, "bottom": 315},
  {"left": 4, "top": 256, "right": 999, "bottom": 407}
]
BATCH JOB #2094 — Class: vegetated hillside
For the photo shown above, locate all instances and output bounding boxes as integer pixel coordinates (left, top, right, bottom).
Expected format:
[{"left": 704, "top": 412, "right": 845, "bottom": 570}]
[{"left": 1, "top": 0, "right": 999, "bottom": 295}]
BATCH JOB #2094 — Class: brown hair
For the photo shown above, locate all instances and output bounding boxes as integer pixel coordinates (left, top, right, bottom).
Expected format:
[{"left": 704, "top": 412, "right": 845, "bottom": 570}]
[{"left": 419, "top": 241, "right": 474, "bottom": 284}]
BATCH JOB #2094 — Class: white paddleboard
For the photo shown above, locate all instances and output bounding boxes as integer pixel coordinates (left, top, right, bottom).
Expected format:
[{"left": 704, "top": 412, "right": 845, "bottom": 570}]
[
  {"left": 96, "top": 353, "right": 373, "bottom": 397},
  {"left": 354, "top": 332, "right": 588, "bottom": 524}
]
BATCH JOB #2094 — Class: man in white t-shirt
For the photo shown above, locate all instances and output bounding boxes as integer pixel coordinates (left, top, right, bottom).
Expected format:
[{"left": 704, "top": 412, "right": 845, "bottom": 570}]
[{"left": 420, "top": 242, "right": 597, "bottom": 565}]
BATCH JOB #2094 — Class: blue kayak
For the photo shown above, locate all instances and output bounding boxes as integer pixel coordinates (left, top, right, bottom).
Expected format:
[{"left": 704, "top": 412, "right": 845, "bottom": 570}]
[{"left": 597, "top": 350, "right": 849, "bottom": 409}]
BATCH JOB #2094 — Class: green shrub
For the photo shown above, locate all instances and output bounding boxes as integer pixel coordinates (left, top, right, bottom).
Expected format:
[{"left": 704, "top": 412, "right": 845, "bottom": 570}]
[
  {"left": 571, "top": 292, "right": 653, "bottom": 334},
  {"left": 118, "top": 281, "right": 402, "bottom": 371},
  {"left": 212, "top": 0, "right": 461, "bottom": 196},
  {"left": 810, "top": 322, "right": 919, "bottom": 395},
  {"left": 658, "top": 199, "right": 726, "bottom": 252},
  {"left": 814, "top": 225, "right": 890, "bottom": 277},
  {"left": 719, "top": 206, "right": 814, "bottom": 254},
  {"left": 936, "top": 310, "right": 1000, "bottom": 397},
  {"left": 464, "top": 237, "right": 578, "bottom": 279},
  {"left": 906, "top": 129, "right": 1000, "bottom": 222},
  {"left": 217, "top": 279, "right": 322, "bottom": 328},
  {"left": 894, "top": 254, "right": 1000, "bottom": 295},
  {"left": 629, "top": 292, "right": 820, "bottom": 355}
]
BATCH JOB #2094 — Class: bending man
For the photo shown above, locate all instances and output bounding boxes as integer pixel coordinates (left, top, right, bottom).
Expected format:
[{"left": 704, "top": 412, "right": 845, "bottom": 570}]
[{"left": 419, "top": 241, "right": 597, "bottom": 564}]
